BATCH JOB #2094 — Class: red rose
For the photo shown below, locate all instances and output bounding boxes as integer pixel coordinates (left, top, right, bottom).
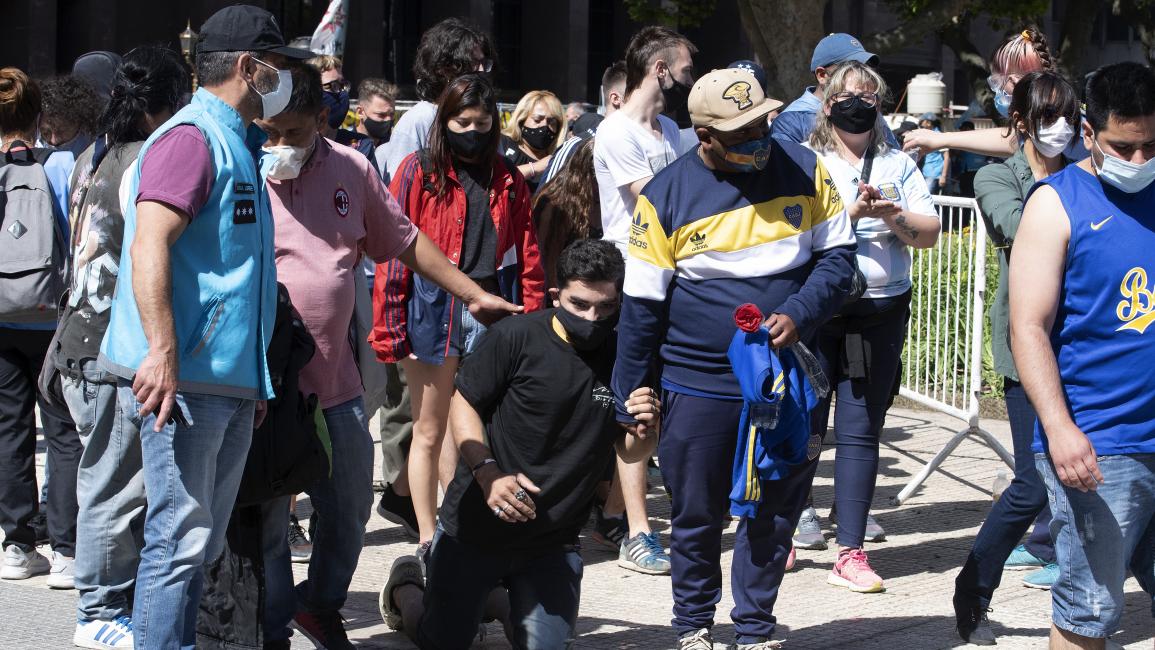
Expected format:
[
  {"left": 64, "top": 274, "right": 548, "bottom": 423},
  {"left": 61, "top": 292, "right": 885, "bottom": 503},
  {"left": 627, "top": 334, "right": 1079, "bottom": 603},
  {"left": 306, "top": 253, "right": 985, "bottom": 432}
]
[{"left": 733, "top": 303, "right": 764, "bottom": 333}]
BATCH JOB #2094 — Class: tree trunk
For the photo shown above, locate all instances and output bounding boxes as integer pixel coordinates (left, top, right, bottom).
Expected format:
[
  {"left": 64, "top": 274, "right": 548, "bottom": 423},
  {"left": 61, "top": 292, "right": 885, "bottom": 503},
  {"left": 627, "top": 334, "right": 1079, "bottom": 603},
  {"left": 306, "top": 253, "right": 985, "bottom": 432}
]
[
  {"left": 1055, "top": 0, "right": 1100, "bottom": 81},
  {"left": 937, "top": 13, "right": 996, "bottom": 116},
  {"left": 735, "top": 0, "right": 825, "bottom": 101},
  {"left": 1114, "top": 0, "right": 1155, "bottom": 68}
]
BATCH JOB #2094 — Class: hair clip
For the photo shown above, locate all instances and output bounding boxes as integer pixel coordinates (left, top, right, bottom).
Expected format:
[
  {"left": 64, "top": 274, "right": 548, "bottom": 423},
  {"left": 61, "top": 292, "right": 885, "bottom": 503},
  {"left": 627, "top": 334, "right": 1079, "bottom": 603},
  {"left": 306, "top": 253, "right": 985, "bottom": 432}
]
[{"left": 1021, "top": 30, "right": 1032, "bottom": 42}]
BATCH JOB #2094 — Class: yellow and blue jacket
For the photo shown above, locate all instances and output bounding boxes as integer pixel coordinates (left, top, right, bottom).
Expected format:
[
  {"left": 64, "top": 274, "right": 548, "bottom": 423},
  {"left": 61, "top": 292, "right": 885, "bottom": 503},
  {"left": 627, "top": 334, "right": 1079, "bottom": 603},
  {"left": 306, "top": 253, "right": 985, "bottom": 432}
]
[
  {"left": 727, "top": 328, "right": 817, "bottom": 517},
  {"left": 611, "top": 139, "right": 856, "bottom": 419}
]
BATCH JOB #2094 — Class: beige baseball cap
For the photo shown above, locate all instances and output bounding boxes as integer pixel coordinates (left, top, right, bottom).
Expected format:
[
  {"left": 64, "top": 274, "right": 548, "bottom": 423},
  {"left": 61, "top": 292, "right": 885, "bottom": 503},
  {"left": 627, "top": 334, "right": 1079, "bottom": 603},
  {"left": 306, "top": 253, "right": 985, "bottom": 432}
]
[{"left": 688, "top": 68, "right": 784, "bottom": 132}]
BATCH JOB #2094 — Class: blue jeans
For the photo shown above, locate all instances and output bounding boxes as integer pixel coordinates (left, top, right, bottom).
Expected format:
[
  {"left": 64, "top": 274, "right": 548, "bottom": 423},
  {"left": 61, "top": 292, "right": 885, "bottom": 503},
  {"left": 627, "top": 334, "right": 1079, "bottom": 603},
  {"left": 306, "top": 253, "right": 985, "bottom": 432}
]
[
  {"left": 62, "top": 375, "right": 145, "bottom": 623},
  {"left": 417, "top": 528, "right": 582, "bottom": 649},
  {"left": 659, "top": 392, "right": 813, "bottom": 643},
  {"left": 122, "top": 381, "right": 254, "bottom": 650},
  {"left": 1037, "top": 452, "right": 1155, "bottom": 638},
  {"left": 259, "top": 495, "right": 295, "bottom": 642},
  {"left": 955, "top": 379, "right": 1054, "bottom": 605},
  {"left": 294, "top": 397, "right": 374, "bottom": 614}
]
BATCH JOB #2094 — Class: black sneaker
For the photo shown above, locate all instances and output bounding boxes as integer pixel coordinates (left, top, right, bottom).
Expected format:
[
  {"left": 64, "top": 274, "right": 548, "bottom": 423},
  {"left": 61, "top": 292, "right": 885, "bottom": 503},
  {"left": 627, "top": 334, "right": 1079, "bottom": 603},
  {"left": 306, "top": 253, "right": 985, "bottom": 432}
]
[
  {"left": 953, "top": 592, "right": 996, "bottom": 645},
  {"left": 376, "top": 484, "right": 419, "bottom": 539},
  {"left": 29, "top": 511, "right": 49, "bottom": 546},
  {"left": 590, "top": 506, "right": 626, "bottom": 551},
  {"left": 293, "top": 609, "right": 353, "bottom": 650}
]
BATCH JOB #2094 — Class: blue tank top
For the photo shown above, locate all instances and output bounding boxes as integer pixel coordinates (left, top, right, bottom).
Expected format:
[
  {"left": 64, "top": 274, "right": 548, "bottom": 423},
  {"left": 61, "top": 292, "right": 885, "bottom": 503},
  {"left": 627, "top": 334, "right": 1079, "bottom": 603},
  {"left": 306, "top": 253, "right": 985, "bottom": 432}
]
[{"left": 1033, "top": 165, "right": 1155, "bottom": 455}]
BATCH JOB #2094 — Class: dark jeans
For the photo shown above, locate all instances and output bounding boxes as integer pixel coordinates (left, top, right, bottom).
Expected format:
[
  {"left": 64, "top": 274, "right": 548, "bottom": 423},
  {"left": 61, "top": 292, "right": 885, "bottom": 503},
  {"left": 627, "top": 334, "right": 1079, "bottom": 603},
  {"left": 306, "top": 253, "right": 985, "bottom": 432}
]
[
  {"left": 814, "top": 295, "right": 908, "bottom": 549},
  {"left": 0, "top": 328, "right": 81, "bottom": 555},
  {"left": 417, "top": 529, "right": 582, "bottom": 650},
  {"left": 659, "top": 392, "right": 814, "bottom": 643},
  {"left": 955, "top": 378, "right": 1054, "bottom": 606}
]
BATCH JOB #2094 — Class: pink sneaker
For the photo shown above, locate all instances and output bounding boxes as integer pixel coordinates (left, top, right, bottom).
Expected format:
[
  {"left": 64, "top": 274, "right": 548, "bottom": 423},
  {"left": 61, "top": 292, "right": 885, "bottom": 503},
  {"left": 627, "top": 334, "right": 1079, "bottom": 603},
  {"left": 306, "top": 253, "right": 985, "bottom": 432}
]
[
  {"left": 785, "top": 546, "right": 796, "bottom": 571},
  {"left": 828, "top": 548, "right": 884, "bottom": 593}
]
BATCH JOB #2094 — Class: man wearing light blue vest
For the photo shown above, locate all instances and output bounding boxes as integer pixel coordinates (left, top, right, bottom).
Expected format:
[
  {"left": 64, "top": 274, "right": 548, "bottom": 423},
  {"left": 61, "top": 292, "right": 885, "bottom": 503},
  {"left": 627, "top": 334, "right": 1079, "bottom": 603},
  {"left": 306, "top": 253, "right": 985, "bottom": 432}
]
[{"left": 96, "top": 6, "right": 311, "bottom": 648}]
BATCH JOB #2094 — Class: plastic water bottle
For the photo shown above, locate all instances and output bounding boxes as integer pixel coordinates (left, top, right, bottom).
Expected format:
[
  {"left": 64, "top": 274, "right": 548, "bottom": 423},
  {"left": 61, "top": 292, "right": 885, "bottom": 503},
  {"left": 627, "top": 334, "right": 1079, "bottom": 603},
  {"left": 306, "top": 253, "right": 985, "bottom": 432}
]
[{"left": 992, "top": 471, "right": 1010, "bottom": 502}]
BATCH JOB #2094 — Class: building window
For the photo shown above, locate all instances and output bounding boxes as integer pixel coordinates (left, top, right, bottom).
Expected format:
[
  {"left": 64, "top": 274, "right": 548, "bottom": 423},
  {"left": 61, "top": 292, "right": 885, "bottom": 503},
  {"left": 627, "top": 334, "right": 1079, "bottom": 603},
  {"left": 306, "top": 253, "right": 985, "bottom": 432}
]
[{"left": 493, "top": 0, "right": 523, "bottom": 90}]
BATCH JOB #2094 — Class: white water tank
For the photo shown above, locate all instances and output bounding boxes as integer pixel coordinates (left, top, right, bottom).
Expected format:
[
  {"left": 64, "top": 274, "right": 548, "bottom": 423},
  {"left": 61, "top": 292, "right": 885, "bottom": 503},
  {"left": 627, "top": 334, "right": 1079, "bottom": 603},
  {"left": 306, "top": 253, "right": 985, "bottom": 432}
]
[{"left": 907, "top": 73, "right": 947, "bottom": 116}]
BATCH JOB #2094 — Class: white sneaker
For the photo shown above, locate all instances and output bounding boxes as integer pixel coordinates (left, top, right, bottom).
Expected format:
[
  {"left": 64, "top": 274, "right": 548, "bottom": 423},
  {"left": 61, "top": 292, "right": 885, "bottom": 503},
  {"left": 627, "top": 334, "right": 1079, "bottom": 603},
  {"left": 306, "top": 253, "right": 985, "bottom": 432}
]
[
  {"left": 73, "top": 617, "right": 135, "bottom": 649},
  {"left": 47, "top": 551, "right": 75, "bottom": 589},
  {"left": 1, "top": 545, "right": 50, "bottom": 580}
]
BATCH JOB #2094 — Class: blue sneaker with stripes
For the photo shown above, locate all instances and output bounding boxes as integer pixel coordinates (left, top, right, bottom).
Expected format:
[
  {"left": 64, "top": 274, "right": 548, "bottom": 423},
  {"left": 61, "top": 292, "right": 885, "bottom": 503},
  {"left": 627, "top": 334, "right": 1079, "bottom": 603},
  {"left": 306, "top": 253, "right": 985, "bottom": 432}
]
[
  {"left": 619, "top": 531, "right": 671, "bottom": 575},
  {"left": 74, "top": 616, "right": 134, "bottom": 649}
]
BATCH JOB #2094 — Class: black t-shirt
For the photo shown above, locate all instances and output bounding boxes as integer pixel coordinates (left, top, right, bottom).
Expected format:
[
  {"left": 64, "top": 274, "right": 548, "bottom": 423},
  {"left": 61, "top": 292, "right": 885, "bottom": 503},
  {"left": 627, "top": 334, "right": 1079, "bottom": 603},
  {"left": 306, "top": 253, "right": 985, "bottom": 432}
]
[
  {"left": 500, "top": 134, "right": 540, "bottom": 192},
  {"left": 454, "top": 161, "right": 497, "bottom": 281},
  {"left": 441, "top": 308, "right": 620, "bottom": 551}
]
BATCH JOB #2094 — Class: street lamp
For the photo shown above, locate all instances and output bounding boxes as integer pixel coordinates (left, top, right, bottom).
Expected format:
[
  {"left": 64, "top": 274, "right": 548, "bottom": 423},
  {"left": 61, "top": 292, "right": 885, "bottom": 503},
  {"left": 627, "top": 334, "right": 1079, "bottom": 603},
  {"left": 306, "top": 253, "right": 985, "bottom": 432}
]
[{"left": 179, "top": 20, "right": 198, "bottom": 89}]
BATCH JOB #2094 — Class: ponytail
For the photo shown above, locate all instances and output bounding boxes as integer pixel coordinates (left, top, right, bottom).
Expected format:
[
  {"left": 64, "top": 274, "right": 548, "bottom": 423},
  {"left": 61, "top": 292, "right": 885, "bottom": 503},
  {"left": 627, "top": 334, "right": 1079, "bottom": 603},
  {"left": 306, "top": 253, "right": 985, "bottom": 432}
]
[{"left": 99, "top": 46, "right": 190, "bottom": 149}]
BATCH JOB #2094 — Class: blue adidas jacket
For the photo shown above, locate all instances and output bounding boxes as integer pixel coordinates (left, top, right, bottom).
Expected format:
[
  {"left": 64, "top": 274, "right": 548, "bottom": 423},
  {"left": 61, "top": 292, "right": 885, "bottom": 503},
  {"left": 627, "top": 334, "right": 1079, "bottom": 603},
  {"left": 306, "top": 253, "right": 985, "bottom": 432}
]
[{"left": 727, "top": 327, "right": 817, "bottom": 517}]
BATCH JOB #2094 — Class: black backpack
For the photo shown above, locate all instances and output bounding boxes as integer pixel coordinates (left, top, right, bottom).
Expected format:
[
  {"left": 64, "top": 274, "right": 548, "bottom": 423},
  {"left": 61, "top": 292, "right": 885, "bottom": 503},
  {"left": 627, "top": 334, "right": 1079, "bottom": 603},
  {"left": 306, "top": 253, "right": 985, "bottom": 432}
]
[{"left": 234, "top": 283, "right": 331, "bottom": 506}]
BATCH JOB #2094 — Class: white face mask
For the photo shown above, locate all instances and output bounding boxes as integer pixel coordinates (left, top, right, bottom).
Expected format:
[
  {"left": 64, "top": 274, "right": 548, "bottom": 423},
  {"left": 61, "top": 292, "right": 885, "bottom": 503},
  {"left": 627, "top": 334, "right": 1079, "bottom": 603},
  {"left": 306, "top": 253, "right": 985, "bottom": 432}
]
[
  {"left": 249, "top": 57, "right": 293, "bottom": 120},
  {"left": 264, "top": 141, "right": 315, "bottom": 180},
  {"left": 1092, "top": 138, "right": 1155, "bottom": 194},
  {"left": 1031, "top": 118, "right": 1074, "bottom": 158}
]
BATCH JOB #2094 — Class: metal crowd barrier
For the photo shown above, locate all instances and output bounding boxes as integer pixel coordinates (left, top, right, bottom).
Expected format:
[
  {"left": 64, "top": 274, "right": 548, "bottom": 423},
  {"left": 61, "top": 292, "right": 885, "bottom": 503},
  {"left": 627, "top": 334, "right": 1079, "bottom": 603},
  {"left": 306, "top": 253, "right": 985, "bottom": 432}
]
[{"left": 892, "top": 195, "right": 1014, "bottom": 505}]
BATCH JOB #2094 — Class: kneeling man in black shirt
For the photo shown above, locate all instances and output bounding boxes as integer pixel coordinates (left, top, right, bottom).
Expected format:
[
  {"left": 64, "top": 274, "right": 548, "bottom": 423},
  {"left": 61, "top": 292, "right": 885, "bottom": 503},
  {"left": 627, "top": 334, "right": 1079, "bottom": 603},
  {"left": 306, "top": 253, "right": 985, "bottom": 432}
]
[{"left": 379, "top": 238, "right": 660, "bottom": 649}]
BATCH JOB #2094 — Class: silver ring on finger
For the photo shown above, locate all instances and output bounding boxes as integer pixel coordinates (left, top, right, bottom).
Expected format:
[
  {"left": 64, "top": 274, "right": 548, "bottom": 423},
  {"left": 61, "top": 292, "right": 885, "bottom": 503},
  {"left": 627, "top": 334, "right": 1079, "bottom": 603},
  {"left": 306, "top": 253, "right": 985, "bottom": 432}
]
[
  {"left": 514, "top": 489, "right": 528, "bottom": 502},
  {"left": 492, "top": 506, "right": 503, "bottom": 517}
]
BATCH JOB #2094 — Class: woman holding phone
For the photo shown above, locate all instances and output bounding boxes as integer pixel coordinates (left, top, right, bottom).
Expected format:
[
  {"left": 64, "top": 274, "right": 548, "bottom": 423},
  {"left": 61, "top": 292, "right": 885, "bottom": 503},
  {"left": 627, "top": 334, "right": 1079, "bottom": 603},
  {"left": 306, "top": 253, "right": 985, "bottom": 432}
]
[{"left": 806, "top": 60, "right": 940, "bottom": 594}]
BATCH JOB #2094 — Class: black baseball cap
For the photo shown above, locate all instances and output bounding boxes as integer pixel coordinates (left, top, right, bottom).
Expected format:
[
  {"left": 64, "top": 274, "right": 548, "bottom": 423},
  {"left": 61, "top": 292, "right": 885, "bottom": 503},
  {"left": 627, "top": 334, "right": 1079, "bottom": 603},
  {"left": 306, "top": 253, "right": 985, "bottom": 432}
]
[{"left": 196, "top": 5, "right": 312, "bottom": 59}]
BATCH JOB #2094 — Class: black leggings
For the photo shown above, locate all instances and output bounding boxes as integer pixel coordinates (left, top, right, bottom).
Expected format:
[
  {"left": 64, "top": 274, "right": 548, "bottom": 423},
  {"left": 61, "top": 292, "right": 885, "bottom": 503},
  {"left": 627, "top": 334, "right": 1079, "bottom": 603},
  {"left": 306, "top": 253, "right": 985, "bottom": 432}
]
[{"left": 812, "top": 293, "right": 910, "bottom": 549}]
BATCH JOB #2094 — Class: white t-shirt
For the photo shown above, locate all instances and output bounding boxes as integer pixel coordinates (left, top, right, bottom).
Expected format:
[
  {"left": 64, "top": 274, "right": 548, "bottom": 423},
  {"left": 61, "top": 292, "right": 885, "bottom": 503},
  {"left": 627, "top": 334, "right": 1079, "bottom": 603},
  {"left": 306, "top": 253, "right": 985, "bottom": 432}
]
[
  {"left": 811, "top": 146, "right": 937, "bottom": 298},
  {"left": 593, "top": 112, "right": 680, "bottom": 253}
]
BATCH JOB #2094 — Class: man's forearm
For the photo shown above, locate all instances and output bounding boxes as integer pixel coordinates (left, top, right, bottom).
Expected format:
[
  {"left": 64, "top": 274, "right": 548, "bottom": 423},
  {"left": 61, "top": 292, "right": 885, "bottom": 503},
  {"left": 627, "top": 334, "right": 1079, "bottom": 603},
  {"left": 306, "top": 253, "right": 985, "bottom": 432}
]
[
  {"left": 1013, "top": 322, "right": 1076, "bottom": 434},
  {"left": 616, "top": 429, "right": 658, "bottom": 464},
  {"left": 396, "top": 232, "right": 483, "bottom": 304},
  {"left": 131, "top": 236, "right": 178, "bottom": 354},
  {"left": 777, "top": 244, "right": 855, "bottom": 335},
  {"left": 449, "top": 392, "right": 493, "bottom": 469}
]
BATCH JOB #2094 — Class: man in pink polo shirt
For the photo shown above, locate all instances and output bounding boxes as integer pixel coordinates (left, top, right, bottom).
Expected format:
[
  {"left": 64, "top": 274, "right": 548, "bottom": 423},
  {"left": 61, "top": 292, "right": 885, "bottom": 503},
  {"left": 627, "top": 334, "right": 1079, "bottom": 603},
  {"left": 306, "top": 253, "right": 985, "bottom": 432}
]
[{"left": 255, "top": 63, "right": 519, "bottom": 649}]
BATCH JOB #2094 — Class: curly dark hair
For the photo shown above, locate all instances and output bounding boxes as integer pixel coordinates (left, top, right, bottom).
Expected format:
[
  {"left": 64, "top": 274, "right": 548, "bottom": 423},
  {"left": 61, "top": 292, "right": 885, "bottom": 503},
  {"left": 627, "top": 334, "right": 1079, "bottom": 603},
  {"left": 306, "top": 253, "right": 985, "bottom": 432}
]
[
  {"left": 412, "top": 18, "right": 496, "bottom": 102},
  {"left": 40, "top": 75, "right": 103, "bottom": 145}
]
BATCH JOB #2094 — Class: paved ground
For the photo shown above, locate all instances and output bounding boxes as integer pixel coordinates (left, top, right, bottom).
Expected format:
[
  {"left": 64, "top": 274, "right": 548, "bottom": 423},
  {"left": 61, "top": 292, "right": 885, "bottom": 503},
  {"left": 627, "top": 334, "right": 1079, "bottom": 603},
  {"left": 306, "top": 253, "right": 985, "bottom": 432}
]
[{"left": 2, "top": 405, "right": 1152, "bottom": 649}]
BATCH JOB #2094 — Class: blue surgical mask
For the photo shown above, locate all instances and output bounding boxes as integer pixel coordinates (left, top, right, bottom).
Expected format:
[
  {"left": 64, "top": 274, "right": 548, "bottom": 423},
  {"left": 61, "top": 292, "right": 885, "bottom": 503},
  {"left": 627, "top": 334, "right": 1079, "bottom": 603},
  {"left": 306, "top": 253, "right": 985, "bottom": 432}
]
[
  {"left": 1092, "top": 138, "right": 1155, "bottom": 194},
  {"left": 994, "top": 90, "right": 1011, "bottom": 117},
  {"left": 323, "top": 89, "right": 350, "bottom": 129},
  {"left": 722, "top": 133, "right": 772, "bottom": 173}
]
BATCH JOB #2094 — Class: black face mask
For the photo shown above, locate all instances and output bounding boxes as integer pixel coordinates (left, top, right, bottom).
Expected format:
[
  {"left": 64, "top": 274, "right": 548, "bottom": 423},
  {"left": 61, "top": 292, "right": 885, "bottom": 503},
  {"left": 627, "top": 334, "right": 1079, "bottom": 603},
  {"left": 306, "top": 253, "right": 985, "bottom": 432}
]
[
  {"left": 362, "top": 117, "right": 392, "bottom": 141},
  {"left": 661, "top": 75, "right": 693, "bottom": 118},
  {"left": 555, "top": 306, "right": 619, "bottom": 351},
  {"left": 828, "top": 97, "right": 878, "bottom": 135},
  {"left": 447, "top": 129, "right": 490, "bottom": 161},
  {"left": 521, "top": 124, "right": 556, "bottom": 152}
]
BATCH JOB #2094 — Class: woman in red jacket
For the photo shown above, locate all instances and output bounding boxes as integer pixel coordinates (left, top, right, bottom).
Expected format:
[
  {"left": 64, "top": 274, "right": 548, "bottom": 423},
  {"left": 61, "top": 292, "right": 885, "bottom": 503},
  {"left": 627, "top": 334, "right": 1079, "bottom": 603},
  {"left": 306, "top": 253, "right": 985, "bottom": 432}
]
[{"left": 371, "top": 73, "right": 544, "bottom": 550}]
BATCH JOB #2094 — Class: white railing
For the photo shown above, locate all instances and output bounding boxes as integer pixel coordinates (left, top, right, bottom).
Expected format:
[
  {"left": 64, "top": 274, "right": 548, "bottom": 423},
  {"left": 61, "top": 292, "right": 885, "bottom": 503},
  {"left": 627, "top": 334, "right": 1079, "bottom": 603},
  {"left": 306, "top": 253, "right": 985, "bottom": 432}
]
[{"left": 892, "top": 195, "right": 1013, "bottom": 505}]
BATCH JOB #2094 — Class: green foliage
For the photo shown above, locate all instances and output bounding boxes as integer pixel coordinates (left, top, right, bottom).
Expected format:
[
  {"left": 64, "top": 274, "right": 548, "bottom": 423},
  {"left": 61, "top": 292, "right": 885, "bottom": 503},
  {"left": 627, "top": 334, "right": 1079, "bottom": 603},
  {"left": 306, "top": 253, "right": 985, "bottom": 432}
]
[
  {"left": 902, "top": 223, "right": 1003, "bottom": 413},
  {"left": 621, "top": 0, "right": 717, "bottom": 29}
]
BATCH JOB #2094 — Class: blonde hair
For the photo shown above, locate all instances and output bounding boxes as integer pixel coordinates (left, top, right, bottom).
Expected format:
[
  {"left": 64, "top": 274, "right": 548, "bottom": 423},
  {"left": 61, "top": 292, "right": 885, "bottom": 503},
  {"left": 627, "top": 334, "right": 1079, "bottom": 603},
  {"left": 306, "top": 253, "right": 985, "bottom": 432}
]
[
  {"left": 306, "top": 54, "right": 343, "bottom": 73},
  {"left": 502, "top": 90, "right": 565, "bottom": 154},
  {"left": 809, "top": 61, "right": 889, "bottom": 156}
]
